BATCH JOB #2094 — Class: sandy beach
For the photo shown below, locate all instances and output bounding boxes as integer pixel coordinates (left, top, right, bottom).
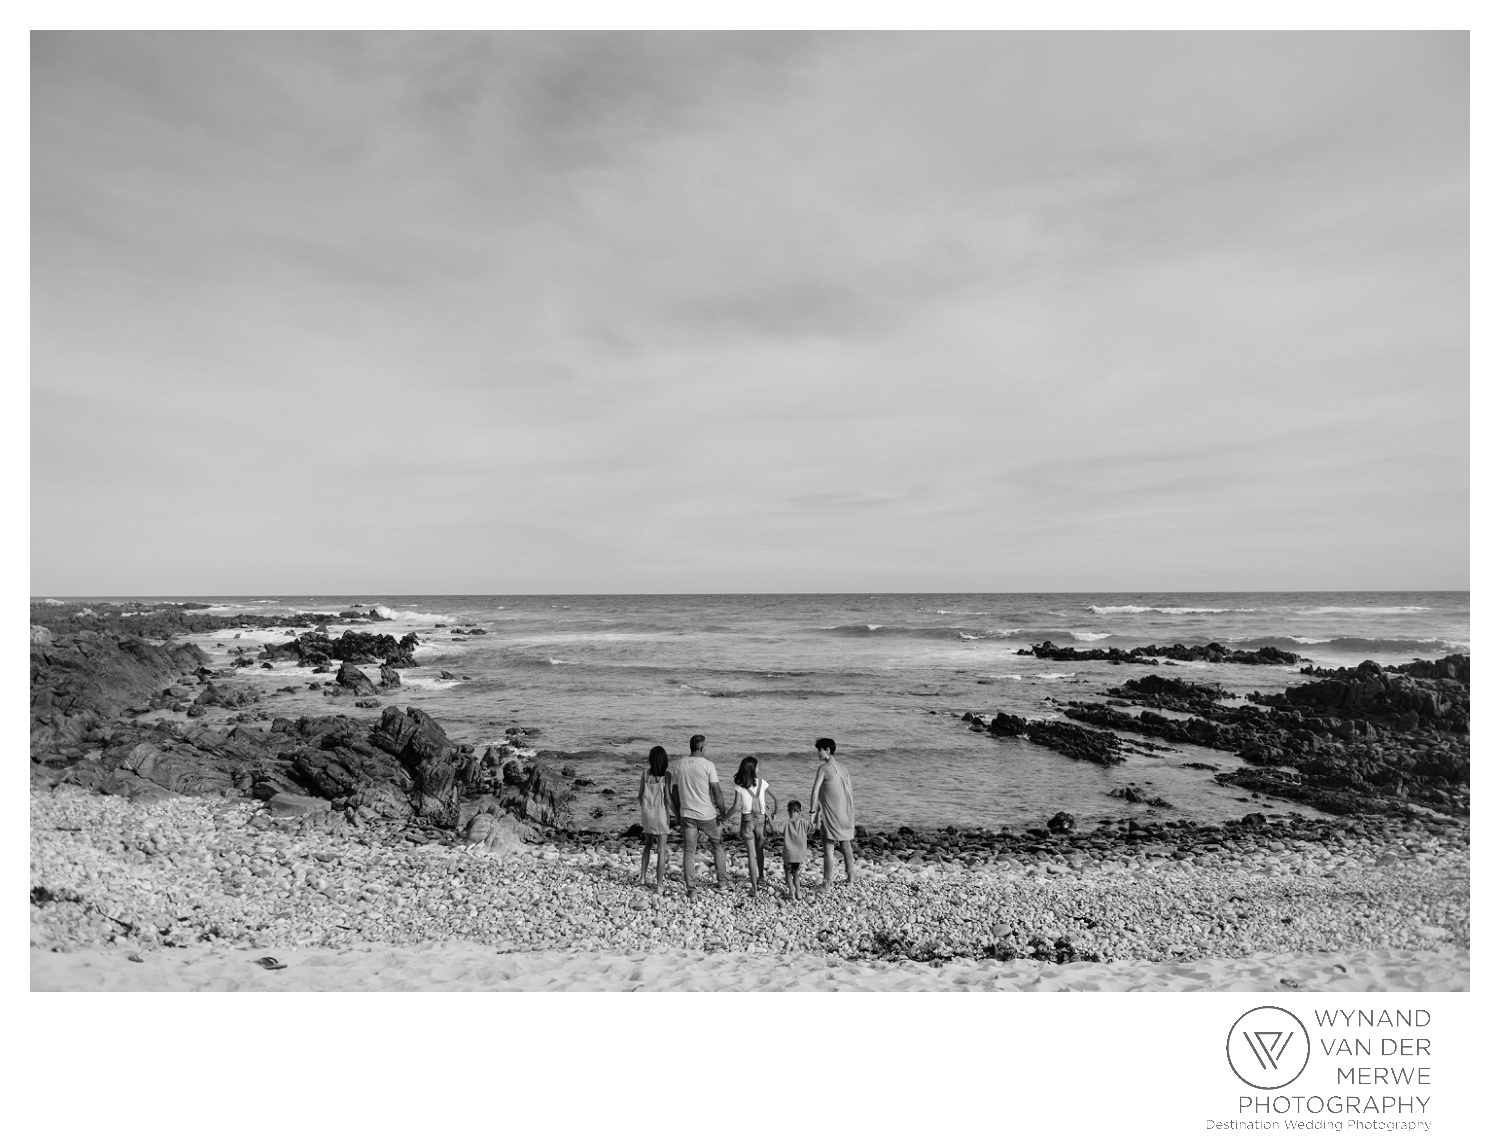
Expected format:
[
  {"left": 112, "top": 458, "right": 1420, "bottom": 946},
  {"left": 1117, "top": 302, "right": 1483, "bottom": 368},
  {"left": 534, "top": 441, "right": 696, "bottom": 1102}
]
[{"left": 30, "top": 942, "right": 1468, "bottom": 993}]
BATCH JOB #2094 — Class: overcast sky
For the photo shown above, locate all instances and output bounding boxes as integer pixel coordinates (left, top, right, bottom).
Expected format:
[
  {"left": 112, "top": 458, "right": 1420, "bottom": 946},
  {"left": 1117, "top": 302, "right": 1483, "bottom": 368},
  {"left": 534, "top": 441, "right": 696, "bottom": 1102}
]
[{"left": 31, "top": 31, "right": 1468, "bottom": 595}]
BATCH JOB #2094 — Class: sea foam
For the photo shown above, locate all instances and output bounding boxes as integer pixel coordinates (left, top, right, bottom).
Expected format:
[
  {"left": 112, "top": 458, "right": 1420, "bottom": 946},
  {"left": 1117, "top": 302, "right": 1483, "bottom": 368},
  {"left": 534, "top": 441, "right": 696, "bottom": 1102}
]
[
  {"left": 372, "top": 605, "right": 460, "bottom": 625},
  {"left": 1294, "top": 606, "right": 1434, "bottom": 615}
]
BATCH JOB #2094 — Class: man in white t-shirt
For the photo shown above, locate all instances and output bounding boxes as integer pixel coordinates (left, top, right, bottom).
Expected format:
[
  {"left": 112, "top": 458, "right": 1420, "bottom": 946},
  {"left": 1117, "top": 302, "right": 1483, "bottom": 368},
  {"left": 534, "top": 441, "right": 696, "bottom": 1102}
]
[{"left": 670, "top": 733, "right": 729, "bottom": 897}]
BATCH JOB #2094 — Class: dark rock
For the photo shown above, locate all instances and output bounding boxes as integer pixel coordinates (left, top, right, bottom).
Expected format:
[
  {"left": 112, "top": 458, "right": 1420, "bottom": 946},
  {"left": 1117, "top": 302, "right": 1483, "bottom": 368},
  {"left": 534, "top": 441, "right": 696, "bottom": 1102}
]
[
  {"left": 1251, "top": 658, "right": 1468, "bottom": 734},
  {"left": 1063, "top": 657, "right": 1468, "bottom": 819},
  {"left": 496, "top": 762, "right": 575, "bottom": 829},
  {"left": 370, "top": 706, "right": 470, "bottom": 827},
  {"left": 259, "top": 630, "right": 421, "bottom": 670},
  {"left": 195, "top": 681, "right": 260, "bottom": 709},
  {"left": 333, "top": 663, "right": 378, "bottom": 696},
  {"left": 31, "top": 632, "right": 209, "bottom": 764},
  {"left": 987, "top": 712, "right": 1028, "bottom": 736},
  {"left": 1020, "top": 640, "right": 1301, "bottom": 666},
  {"left": 1047, "top": 812, "right": 1075, "bottom": 833},
  {"left": 1025, "top": 719, "right": 1126, "bottom": 766}
]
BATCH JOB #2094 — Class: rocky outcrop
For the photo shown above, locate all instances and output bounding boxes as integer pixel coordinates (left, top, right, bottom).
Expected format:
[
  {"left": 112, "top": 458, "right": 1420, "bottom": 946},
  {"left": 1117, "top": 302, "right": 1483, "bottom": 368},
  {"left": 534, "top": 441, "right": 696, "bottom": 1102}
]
[
  {"left": 29, "top": 615, "right": 568, "bottom": 842},
  {"left": 497, "top": 763, "right": 575, "bottom": 828},
  {"left": 1062, "top": 660, "right": 1469, "bottom": 818},
  {"left": 962, "top": 710, "right": 1125, "bottom": 765},
  {"left": 370, "top": 706, "right": 478, "bottom": 828},
  {"left": 1020, "top": 641, "right": 1302, "bottom": 666},
  {"left": 194, "top": 681, "right": 261, "bottom": 709},
  {"left": 276, "top": 715, "right": 414, "bottom": 820},
  {"left": 1109, "top": 675, "right": 1233, "bottom": 712},
  {"left": 1131, "top": 643, "right": 1302, "bottom": 666},
  {"left": 260, "top": 630, "right": 420, "bottom": 669},
  {"left": 1249, "top": 659, "right": 1468, "bottom": 734},
  {"left": 1107, "top": 784, "right": 1172, "bottom": 807},
  {"left": 31, "top": 633, "right": 210, "bottom": 766},
  {"left": 40, "top": 718, "right": 285, "bottom": 802},
  {"left": 28, "top": 599, "right": 343, "bottom": 641},
  {"left": 1019, "top": 641, "right": 1147, "bottom": 664},
  {"left": 332, "top": 663, "right": 378, "bottom": 696}
]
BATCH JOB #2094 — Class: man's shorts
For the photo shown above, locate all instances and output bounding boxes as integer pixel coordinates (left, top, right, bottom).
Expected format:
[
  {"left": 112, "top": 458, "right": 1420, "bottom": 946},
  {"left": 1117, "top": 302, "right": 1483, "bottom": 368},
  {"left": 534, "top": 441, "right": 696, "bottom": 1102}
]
[{"left": 680, "top": 816, "right": 721, "bottom": 843}]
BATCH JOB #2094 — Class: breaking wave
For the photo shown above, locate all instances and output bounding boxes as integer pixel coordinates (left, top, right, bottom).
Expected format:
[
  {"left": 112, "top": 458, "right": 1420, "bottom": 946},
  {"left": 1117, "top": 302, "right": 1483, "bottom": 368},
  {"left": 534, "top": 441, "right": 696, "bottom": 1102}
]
[
  {"left": 1229, "top": 635, "right": 1466, "bottom": 655},
  {"left": 1086, "top": 604, "right": 1254, "bottom": 615},
  {"left": 371, "top": 605, "right": 461, "bottom": 625}
]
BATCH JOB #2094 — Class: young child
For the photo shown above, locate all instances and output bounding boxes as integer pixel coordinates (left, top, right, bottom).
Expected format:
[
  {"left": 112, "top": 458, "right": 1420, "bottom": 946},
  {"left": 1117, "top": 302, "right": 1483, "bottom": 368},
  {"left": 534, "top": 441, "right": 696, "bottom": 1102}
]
[
  {"left": 636, "top": 745, "right": 672, "bottom": 890},
  {"left": 774, "top": 799, "right": 812, "bottom": 900},
  {"left": 727, "top": 756, "right": 777, "bottom": 895}
]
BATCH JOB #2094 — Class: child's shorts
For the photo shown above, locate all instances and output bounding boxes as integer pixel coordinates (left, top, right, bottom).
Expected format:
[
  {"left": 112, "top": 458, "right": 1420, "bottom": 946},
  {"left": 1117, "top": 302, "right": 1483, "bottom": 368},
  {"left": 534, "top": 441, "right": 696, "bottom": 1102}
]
[{"left": 784, "top": 862, "right": 801, "bottom": 874}]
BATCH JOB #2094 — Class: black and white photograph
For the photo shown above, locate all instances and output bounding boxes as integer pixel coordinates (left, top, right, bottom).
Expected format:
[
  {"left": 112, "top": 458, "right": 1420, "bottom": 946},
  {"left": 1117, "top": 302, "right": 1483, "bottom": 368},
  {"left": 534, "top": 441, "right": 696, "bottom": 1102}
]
[{"left": 28, "top": 19, "right": 1473, "bottom": 1110}]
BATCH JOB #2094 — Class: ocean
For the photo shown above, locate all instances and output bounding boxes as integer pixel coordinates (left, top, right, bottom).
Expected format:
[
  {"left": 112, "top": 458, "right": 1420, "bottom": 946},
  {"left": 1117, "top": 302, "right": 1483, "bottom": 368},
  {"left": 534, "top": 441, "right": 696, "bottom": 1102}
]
[{"left": 83, "top": 591, "right": 1470, "bottom": 833}]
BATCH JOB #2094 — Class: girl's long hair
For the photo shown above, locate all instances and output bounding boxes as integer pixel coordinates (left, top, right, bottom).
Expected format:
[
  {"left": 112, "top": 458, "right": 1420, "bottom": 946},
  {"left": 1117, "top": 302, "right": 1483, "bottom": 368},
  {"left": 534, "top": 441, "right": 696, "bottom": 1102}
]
[
  {"left": 647, "top": 745, "right": 670, "bottom": 777},
  {"left": 733, "top": 756, "right": 758, "bottom": 789}
]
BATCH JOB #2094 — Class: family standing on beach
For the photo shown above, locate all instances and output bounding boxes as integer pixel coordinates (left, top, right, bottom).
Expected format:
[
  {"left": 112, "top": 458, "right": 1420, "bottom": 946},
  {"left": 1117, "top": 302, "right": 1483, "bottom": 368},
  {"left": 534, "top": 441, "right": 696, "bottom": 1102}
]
[{"left": 636, "top": 734, "right": 856, "bottom": 900}]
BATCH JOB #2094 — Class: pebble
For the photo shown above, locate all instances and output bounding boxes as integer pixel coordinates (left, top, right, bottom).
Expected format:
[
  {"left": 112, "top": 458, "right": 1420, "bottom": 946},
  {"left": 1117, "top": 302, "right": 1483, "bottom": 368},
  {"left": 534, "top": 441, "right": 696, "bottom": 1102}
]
[{"left": 29, "top": 787, "right": 1470, "bottom": 965}]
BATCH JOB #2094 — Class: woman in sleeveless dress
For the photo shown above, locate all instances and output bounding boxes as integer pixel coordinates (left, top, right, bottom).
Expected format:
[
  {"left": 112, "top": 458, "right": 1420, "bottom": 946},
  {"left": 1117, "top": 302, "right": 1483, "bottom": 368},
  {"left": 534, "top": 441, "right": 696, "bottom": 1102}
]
[
  {"left": 637, "top": 745, "right": 672, "bottom": 889},
  {"left": 810, "top": 736, "right": 857, "bottom": 886}
]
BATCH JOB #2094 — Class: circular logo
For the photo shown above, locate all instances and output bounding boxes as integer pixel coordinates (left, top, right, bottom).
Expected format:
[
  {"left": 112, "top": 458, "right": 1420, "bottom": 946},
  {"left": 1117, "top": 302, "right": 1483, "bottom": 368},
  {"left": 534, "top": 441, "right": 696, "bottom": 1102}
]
[{"left": 1226, "top": 1006, "right": 1311, "bottom": 1089}]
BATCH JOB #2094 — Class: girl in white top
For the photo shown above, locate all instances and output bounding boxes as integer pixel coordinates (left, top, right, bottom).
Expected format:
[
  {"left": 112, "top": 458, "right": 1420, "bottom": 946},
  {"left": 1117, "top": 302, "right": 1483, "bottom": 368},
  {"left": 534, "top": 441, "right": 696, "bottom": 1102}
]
[{"left": 729, "top": 756, "right": 778, "bottom": 895}]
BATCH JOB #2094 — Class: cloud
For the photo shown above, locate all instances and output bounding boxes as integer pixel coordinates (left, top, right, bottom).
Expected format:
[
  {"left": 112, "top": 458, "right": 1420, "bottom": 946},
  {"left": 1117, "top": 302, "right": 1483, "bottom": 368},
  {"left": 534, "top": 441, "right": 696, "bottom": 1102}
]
[{"left": 31, "top": 31, "right": 1468, "bottom": 592}]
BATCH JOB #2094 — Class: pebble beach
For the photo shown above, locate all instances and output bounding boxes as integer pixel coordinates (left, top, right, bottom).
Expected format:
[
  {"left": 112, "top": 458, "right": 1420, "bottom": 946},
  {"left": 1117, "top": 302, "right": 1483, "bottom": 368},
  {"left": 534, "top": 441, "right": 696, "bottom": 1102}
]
[{"left": 30, "top": 783, "right": 1470, "bottom": 991}]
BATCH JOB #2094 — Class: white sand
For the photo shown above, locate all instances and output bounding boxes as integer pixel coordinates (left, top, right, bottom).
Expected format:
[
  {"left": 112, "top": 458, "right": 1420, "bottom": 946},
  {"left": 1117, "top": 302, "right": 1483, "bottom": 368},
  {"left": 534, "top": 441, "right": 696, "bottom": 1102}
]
[{"left": 31, "top": 944, "right": 1468, "bottom": 992}]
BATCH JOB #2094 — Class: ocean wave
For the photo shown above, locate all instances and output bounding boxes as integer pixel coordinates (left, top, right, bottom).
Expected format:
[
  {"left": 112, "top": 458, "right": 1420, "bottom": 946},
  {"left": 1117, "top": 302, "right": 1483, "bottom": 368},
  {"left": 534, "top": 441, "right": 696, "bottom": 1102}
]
[
  {"left": 1071, "top": 631, "right": 1111, "bottom": 641},
  {"left": 401, "top": 675, "right": 464, "bottom": 691},
  {"left": 821, "top": 623, "right": 1028, "bottom": 642},
  {"left": 1293, "top": 606, "right": 1433, "bottom": 615},
  {"left": 681, "top": 686, "right": 847, "bottom": 699},
  {"left": 1086, "top": 604, "right": 1253, "bottom": 615},
  {"left": 1035, "top": 672, "right": 1077, "bottom": 679},
  {"left": 371, "top": 605, "right": 461, "bottom": 624},
  {"left": 1227, "top": 635, "right": 1466, "bottom": 655}
]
